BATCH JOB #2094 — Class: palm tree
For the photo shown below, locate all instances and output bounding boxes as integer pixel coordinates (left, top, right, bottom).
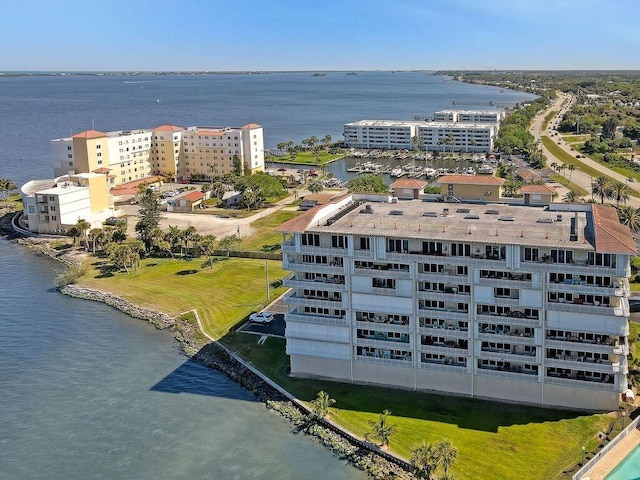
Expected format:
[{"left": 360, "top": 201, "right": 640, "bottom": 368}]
[
  {"left": 182, "top": 225, "right": 197, "bottom": 257},
  {"left": 592, "top": 176, "right": 611, "bottom": 204},
  {"left": 611, "top": 181, "right": 630, "bottom": 206},
  {"left": 308, "top": 180, "right": 324, "bottom": 194},
  {"left": 87, "top": 228, "right": 104, "bottom": 253},
  {"left": 0, "top": 178, "right": 16, "bottom": 200},
  {"left": 618, "top": 206, "right": 640, "bottom": 233},
  {"left": 218, "top": 234, "right": 241, "bottom": 257},
  {"left": 549, "top": 162, "right": 558, "bottom": 172},
  {"left": 435, "top": 439, "right": 458, "bottom": 476},
  {"left": 166, "top": 225, "right": 182, "bottom": 256},
  {"left": 75, "top": 218, "right": 91, "bottom": 251},
  {"left": 567, "top": 164, "right": 576, "bottom": 183},
  {"left": 365, "top": 409, "right": 397, "bottom": 449},
  {"left": 411, "top": 441, "right": 440, "bottom": 479},
  {"left": 563, "top": 190, "right": 581, "bottom": 203},
  {"left": 66, "top": 225, "right": 81, "bottom": 246},
  {"left": 200, "top": 234, "right": 217, "bottom": 268},
  {"left": 309, "top": 391, "right": 335, "bottom": 419}
]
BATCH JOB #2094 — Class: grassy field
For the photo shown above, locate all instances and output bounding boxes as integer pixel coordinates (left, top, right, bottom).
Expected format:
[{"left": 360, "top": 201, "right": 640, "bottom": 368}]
[
  {"left": 223, "top": 333, "right": 612, "bottom": 480},
  {"left": 542, "top": 110, "right": 556, "bottom": 130},
  {"left": 277, "top": 150, "right": 347, "bottom": 166},
  {"left": 240, "top": 209, "right": 301, "bottom": 252},
  {"left": 542, "top": 136, "right": 639, "bottom": 198},
  {"left": 561, "top": 134, "right": 590, "bottom": 143},
  {"left": 78, "top": 256, "right": 288, "bottom": 339},
  {"left": 548, "top": 173, "right": 589, "bottom": 196}
]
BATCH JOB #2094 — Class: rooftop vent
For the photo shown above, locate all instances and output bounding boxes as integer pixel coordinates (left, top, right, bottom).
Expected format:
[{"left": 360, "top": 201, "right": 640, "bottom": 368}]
[
  {"left": 423, "top": 212, "right": 438, "bottom": 218},
  {"left": 389, "top": 210, "right": 404, "bottom": 216},
  {"left": 442, "top": 208, "right": 450, "bottom": 216},
  {"left": 464, "top": 214, "right": 480, "bottom": 220},
  {"left": 485, "top": 209, "right": 500, "bottom": 215},
  {"left": 359, "top": 205, "right": 374, "bottom": 214},
  {"left": 499, "top": 215, "right": 515, "bottom": 222},
  {"left": 456, "top": 208, "right": 471, "bottom": 213},
  {"left": 556, "top": 214, "right": 563, "bottom": 222},
  {"left": 537, "top": 218, "right": 554, "bottom": 224}
]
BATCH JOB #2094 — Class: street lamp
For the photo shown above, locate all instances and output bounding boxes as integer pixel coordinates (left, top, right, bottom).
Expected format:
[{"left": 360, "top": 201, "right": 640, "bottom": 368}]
[{"left": 581, "top": 445, "right": 586, "bottom": 466}]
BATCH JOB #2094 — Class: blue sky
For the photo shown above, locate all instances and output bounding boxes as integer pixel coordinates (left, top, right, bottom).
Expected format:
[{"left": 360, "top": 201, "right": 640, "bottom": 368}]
[{"left": 2, "top": 0, "right": 638, "bottom": 71}]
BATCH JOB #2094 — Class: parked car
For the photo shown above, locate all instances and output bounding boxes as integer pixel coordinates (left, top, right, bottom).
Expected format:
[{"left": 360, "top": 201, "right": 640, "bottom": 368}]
[{"left": 249, "top": 312, "right": 274, "bottom": 324}]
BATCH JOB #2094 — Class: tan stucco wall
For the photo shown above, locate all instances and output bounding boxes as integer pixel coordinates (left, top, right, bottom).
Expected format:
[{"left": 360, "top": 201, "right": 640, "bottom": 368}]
[{"left": 440, "top": 183, "right": 502, "bottom": 202}]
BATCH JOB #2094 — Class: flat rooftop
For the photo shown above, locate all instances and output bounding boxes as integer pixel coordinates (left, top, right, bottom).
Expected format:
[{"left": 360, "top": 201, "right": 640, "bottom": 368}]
[{"left": 345, "top": 120, "right": 495, "bottom": 130}]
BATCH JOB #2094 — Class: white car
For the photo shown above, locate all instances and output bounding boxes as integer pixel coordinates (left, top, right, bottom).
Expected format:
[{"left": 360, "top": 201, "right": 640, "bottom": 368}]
[{"left": 249, "top": 312, "right": 274, "bottom": 324}]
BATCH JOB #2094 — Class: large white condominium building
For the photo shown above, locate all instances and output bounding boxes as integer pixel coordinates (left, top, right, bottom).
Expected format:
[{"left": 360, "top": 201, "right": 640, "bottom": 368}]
[
  {"left": 344, "top": 120, "right": 496, "bottom": 152},
  {"left": 277, "top": 195, "right": 635, "bottom": 411},
  {"left": 433, "top": 110, "right": 505, "bottom": 124},
  {"left": 52, "top": 124, "right": 264, "bottom": 186}
]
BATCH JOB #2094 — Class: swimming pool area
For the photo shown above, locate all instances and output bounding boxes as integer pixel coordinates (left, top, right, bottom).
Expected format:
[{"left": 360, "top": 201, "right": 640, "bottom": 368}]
[{"left": 605, "top": 445, "right": 640, "bottom": 480}]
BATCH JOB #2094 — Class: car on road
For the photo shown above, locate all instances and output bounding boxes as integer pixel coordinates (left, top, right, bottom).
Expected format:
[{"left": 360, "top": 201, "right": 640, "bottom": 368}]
[
  {"left": 249, "top": 312, "right": 274, "bottom": 324},
  {"left": 629, "top": 177, "right": 636, "bottom": 183}
]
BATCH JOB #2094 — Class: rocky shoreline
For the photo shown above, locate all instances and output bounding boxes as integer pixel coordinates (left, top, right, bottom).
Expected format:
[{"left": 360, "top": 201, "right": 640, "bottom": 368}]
[{"left": 11, "top": 234, "right": 416, "bottom": 479}]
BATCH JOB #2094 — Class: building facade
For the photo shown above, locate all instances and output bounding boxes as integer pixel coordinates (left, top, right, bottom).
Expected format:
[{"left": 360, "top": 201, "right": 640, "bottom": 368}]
[
  {"left": 277, "top": 196, "right": 635, "bottom": 411},
  {"left": 21, "top": 173, "right": 117, "bottom": 234},
  {"left": 343, "top": 119, "right": 496, "bottom": 152},
  {"left": 52, "top": 124, "right": 264, "bottom": 186},
  {"left": 433, "top": 110, "right": 505, "bottom": 125}
]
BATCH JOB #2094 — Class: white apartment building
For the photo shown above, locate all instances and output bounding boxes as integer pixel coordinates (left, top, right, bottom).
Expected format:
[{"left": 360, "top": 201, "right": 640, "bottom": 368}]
[
  {"left": 343, "top": 120, "right": 496, "bottom": 152},
  {"left": 21, "top": 173, "right": 117, "bottom": 234},
  {"left": 433, "top": 110, "right": 505, "bottom": 125},
  {"left": 277, "top": 196, "right": 635, "bottom": 411},
  {"left": 52, "top": 124, "right": 264, "bottom": 186}
]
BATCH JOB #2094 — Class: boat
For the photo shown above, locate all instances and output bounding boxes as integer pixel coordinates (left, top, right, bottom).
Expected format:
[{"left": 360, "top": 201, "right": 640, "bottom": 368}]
[
  {"left": 424, "top": 168, "right": 436, "bottom": 178},
  {"left": 390, "top": 167, "right": 403, "bottom": 177},
  {"left": 466, "top": 166, "right": 475, "bottom": 175},
  {"left": 346, "top": 72, "right": 358, "bottom": 76},
  {"left": 478, "top": 164, "right": 493, "bottom": 174}
]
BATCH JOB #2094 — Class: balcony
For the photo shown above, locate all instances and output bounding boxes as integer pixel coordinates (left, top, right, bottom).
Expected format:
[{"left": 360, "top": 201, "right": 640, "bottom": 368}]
[
  {"left": 418, "top": 324, "right": 469, "bottom": 337},
  {"left": 544, "top": 375, "right": 621, "bottom": 392},
  {"left": 477, "top": 276, "right": 532, "bottom": 288},
  {"left": 546, "top": 299, "right": 628, "bottom": 317},
  {"left": 416, "top": 271, "right": 469, "bottom": 283},
  {"left": 417, "top": 307, "right": 469, "bottom": 321},
  {"left": 391, "top": 252, "right": 506, "bottom": 267},
  {"left": 419, "top": 361, "right": 468, "bottom": 374},
  {"left": 475, "top": 313, "right": 541, "bottom": 327},
  {"left": 356, "top": 332, "right": 411, "bottom": 347},
  {"left": 417, "top": 290, "right": 470, "bottom": 302},
  {"left": 547, "top": 280, "right": 628, "bottom": 297},
  {"left": 477, "top": 331, "right": 537, "bottom": 345},
  {"left": 286, "top": 294, "right": 343, "bottom": 309},
  {"left": 545, "top": 337, "right": 628, "bottom": 356},
  {"left": 354, "top": 266, "right": 411, "bottom": 279},
  {"left": 355, "top": 316, "right": 409, "bottom": 329},
  {"left": 355, "top": 354, "right": 413, "bottom": 368},
  {"left": 419, "top": 342, "right": 469, "bottom": 356},
  {"left": 478, "top": 349, "right": 538, "bottom": 363},
  {"left": 545, "top": 357, "right": 626, "bottom": 374},
  {"left": 285, "top": 261, "right": 345, "bottom": 275},
  {"left": 283, "top": 277, "right": 345, "bottom": 291},
  {"left": 285, "top": 313, "right": 347, "bottom": 326},
  {"left": 282, "top": 244, "right": 345, "bottom": 256},
  {"left": 522, "top": 259, "right": 628, "bottom": 277},
  {"left": 475, "top": 367, "right": 540, "bottom": 382}
]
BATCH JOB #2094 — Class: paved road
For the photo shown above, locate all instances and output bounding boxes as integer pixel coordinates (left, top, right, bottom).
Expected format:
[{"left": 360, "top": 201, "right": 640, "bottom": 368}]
[{"left": 529, "top": 92, "right": 640, "bottom": 207}]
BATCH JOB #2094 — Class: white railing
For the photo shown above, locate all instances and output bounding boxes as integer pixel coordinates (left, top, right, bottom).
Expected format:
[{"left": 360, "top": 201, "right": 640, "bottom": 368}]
[
  {"left": 475, "top": 313, "right": 541, "bottom": 327},
  {"left": 285, "top": 313, "right": 347, "bottom": 326},
  {"left": 415, "top": 272, "right": 470, "bottom": 284},
  {"left": 544, "top": 376, "right": 619, "bottom": 392},
  {"left": 476, "top": 277, "right": 532, "bottom": 288},
  {"left": 354, "top": 354, "right": 413, "bottom": 368},
  {"left": 477, "top": 332, "right": 537, "bottom": 345},
  {"left": 355, "top": 320, "right": 410, "bottom": 332},
  {"left": 418, "top": 362, "right": 468, "bottom": 374},
  {"left": 573, "top": 415, "right": 640, "bottom": 480},
  {"left": 283, "top": 278, "right": 346, "bottom": 290},
  {"left": 545, "top": 338, "right": 627, "bottom": 355},
  {"left": 355, "top": 337, "right": 411, "bottom": 349},
  {"left": 475, "top": 368, "right": 540, "bottom": 382},
  {"left": 546, "top": 301, "right": 627, "bottom": 317},
  {"left": 547, "top": 282, "right": 626, "bottom": 297}
]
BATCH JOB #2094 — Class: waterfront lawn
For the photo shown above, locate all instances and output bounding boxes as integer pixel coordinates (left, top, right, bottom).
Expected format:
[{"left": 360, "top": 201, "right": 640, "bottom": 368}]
[
  {"left": 222, "top": 333, "right": 610, "bottom": 480},
  {"left": 78, "top": 257, "right": 288, "bottom": 339},
  {"left": 240, "top": 209, "right": 301, "bottom": 252},
  {"left": 277, "top": 150, "right": 346, "bottom": 166}
]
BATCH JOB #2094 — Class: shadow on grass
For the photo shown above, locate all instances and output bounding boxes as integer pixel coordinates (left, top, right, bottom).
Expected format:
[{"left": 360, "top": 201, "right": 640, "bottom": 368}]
[
  {"left": 176, "top": 269, "right": 198, "bottom": 275},
  {"left": 92, "top": 259, "right": 117, "bottom": 278},
  {"left": 220, "top": 331, "right": 592, "bottom": 433}
]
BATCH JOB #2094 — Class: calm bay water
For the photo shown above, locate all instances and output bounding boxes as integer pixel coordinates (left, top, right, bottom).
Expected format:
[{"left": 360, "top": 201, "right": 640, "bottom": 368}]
[{"left": 0, "top": 72, "right": 535, "bottom": 479}]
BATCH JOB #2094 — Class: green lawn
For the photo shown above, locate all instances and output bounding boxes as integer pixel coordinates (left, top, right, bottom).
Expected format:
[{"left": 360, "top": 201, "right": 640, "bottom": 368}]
[
  {"left": 542, "top": 110, "right": 556, "bottom": 130},
  {"left": 240, "top": 209, "right": 301, "bottom": 252},
  {"left": 561, "top": 134, "right": 590, "bottom": 143},
  {"left": 223, "top": 333, "right": 611, "bottom": 480},
  {"left": 78, "top": 256, "right": 288, "bottom": 339},
  {"left": 277, "top": 150, "right": 347, "bottom": 166}
]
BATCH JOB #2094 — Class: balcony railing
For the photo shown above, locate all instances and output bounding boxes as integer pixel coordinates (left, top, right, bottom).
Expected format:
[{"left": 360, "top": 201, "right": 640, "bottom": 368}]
[
  {"left": 283, "top": 278, "right": 346, "bottom": 291},
  {"left": 354, "top": 267, "right": 411, "bottom": 279},
  {"left": 285, "top": 262, "right": 345, "bottom": 274},
  {"left": 417, "top": 308, "right": 469, "bottom": 321},
  {"left": 545, "top": 358, "right": 626, "bottom": 374},
  {"left": 416, "top": 290, "right": 470, "bottom": 301},
  {"left": 418, "top": 361, "right": 468, "bottom": 374},
  {"left": 286, "top": 295, "right": 343, "bottom": 308},
  {"left": 475, "top": 313, "right": 541, "bottom": 327},
  {"left": 545, "top": 337, "right": 628, "bottom": 355},
  {"left": 475, "top": 367, "right": 540, "bottom": 382},
  {"left": 418, "top": 343, "right": 469, "bottom": 355},
  {"left": 546, "top": 300, "right": 627, "bottom": 317},
  {"left": 476, "top": 277, "right": 532, "bottom": 288},
  {"left": 354, "top": 354, "right": 413, "bottom": 368},
  {"left": 544, "top": 376, "right": 621, "bottom": 392},
  {"left": 478, "top": 350, "right": 539, "bottom": 363},
  {"left": 415, "top": 272, "right": 469, "bottom": 284},
  {"left": 546, "top": 281, "right": 627, "bottom": 297},
  {"left": 285, "top": 313, "right": 347, "bottom": 326},
  {"left": 355, "top": 337, "right": 411, "bottom": 349},
  {"left": 418, "top": 325, "right": 469, "bottom": 337},
  {"left": 355, "top": 320, "right": 409, "bottom": 331},
  {"left": 477, "top": 332, "right": 537, "bottom": 345}
]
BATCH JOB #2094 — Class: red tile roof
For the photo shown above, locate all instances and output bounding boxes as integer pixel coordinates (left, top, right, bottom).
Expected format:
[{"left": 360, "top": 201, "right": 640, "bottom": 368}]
[
  {"left": 154, "top": 125, "right": 183, "bottom": 132},
  {"left": 183, "top": 191, "right": 205, "bottom": 202},
  {"left": 390, "top": 179, "right": 428, "bottom": 189},
  {"left": 72, "top": 129, "right": 107, "bottom": 139},
  {"left": 437, "top": 175, "right": 505, "bottom": 186},
  {"left": 516, "top": 168, "right": 541, "bottom": 182},
  {"left": 109, "top": 175, "right": 164, "bottom": 194},
  {"left": 519, "top": 184, "right": 555, "bottom": 194},
  {"left": 196, "top": 130, "right": 225, "bottom": 136},
  {"left": 591, "top": 205, "right": 637, "bottom": 254},
  {"left": 242, "top": 123, "right": 262, "bottom": 129},
  {"left": 92, "top": 167, "right": 111, "bottom": 174}
]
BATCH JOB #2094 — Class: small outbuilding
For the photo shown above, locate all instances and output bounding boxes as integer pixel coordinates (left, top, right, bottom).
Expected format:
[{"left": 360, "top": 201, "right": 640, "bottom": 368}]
[
  {"left": 390, "top": 178, "right": 428, "bottom": 200},
  {"left": 168, "top": 190, "right": 206, "bottom": 212},
  {"left": 519, "top": 184, "right": 555, "bottom": 206}
]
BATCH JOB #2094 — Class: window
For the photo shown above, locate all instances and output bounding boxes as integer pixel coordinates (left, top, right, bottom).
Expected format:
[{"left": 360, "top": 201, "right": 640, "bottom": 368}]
[
  {"left": 451, "top": 243, "right": 471, "bottom": 257},
  {"left": 372, "top": 278, "right": 395, "bottom": 289},
  {"left": 550, "top": 249, "right": 573, "bottom": 264},
  {"left": 387, "top": 238, "right": 408, "bottom": 253},
  {"left": 331, "top": 235, "right": 348, "bottom": 248},
  {"left": 359, "top": 237, "right": 370, "bottom": 250},
  {"left": 524, "top": 247, "right": 539, "bottom": 261},
  {"left": 301, "top": 233, "right": 320, "bottom": 246},
  {"left": 423, "top": 241, "right": 443, "bottom": 255}
]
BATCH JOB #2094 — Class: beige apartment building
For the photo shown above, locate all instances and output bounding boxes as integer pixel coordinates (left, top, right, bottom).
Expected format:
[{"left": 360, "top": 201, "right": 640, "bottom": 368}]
[
  {"left": 52, "top": 124, "right": 264, "bottom": 186},
  {"left": 277, "top": 195, "right": 635, "bottom": 411}
]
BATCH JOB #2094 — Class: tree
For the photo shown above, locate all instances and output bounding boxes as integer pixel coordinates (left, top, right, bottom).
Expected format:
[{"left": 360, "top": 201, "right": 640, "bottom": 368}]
[
  {"left": 182, "top": 225, "right": 197, "bottom": 257},
  {"left": 166, "top": 225, "right": 183, "bottom": 256},
  {"left": 411, "top": 441, "right": 440, "bottom": 479},
  {"left": 308, "top": 180, "right": 324, "bottom": 194},
  {"left": 66, "top": 225, "right": 81, "bottom": 246},
  {"left": 322, "top": 134, "right": 332, "bottom": 149},
  {"left": 618, "top": 206, "right": 640, "bottom": 233},
  {"left": 309, "top": 391, "right": 335, "bottom": 419},
  {"left": 242, "top": 188, "right": 262, "bottom": 211},
  {"left": 75, "top": 218, "right": 91, "bottom": 251},
  {"left": 601, "top": 117, "right": 617, "bottom": 140},
  {"left": 109, "top": 222, "right": 127, "bottom": 244},
  {"left": 211, "top": 181, "right": 226, "bottom": 202},
  {"left": 218, "top": 234, "right": 241, "bottom": 257},
  {"left": 567, "top": 164, "right": 576, "bottom": 183},
  {"left": 0, "top": 178, "right": 16, "bottom": 200},
  {"left": 346, "top": 174, "right": 388, "bottom": 193},
  {"left": 611, "top": 181, "right": 630, "bottom": 206},
  {"left": 107, "top": 243, "right": 133, "bottom": 273},
  {"left": 200, "top": 234, "right": 217, "bottom": 268},
  {"left": 562, "top": 190, "right": 581, "bottom": 203},
  {"left": 592, "top": 176, "right": 612, "bottom": 204},
  {"left": 232, "top": 155, "right": 243, "bottom": 176},
  {"left": 87, "top": 228, "right": 105, "bottom": 253},
  {"left": 365, "top": 409, "right": 397, "bottom": 448},
  {"left": 135, "top": 187, "right": 161, "bottom": 252},
  {"left": 201, "top": 182, "right": 211, "bottom": 195},
  {"left": 435, "top": 439, "right": 457, "bottom": 476}
]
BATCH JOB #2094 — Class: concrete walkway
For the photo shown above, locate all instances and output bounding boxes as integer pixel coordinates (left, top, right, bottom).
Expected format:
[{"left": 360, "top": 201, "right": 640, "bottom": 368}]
[
  {"left": 583, "top": 427, "right": 640, "bottom": 479},
  {"left": 529, "top": 92, "right": 640, "bottom": 208}
]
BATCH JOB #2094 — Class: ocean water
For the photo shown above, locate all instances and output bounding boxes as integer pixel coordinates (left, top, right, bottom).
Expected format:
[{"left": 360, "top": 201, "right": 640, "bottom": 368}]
[{"left": 0, "top": 72, "right": 536, "bottom": 479}]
